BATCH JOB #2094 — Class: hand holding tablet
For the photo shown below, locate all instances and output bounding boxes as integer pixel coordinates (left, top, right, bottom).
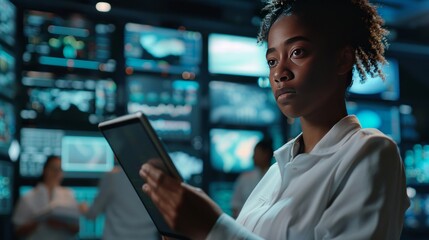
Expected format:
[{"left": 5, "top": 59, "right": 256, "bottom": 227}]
[{"left": 99, "top": 112, "right": 221, "bottom": 239}]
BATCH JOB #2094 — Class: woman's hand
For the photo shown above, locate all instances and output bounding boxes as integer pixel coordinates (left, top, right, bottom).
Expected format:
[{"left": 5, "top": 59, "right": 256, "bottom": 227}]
[{"left": 140, "top": 162, "right": 222, "bottom": 240}]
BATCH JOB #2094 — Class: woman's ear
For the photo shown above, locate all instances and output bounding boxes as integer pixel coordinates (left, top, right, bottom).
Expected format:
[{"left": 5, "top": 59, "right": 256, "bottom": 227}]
[{"left": 337, "top": 46, "right": 355, "bottom": 75}]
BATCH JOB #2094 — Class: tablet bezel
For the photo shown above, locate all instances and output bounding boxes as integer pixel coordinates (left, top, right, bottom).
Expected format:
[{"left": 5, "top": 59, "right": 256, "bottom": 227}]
[{"left": 98, "top": 112, "right": 187, "bottom": 239}]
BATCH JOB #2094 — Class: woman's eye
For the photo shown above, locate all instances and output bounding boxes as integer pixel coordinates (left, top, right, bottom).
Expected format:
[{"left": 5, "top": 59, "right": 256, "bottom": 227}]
[
  {"left": 267, "top": 59, "right": 277, "bottom": 68},
  {"left": 291, "top": 49, "right": 305, "bottom": 58}
]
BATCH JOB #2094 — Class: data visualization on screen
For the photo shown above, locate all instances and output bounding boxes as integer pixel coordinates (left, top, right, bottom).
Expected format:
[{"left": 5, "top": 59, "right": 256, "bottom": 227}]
[
  {"left": 210, "top": 128, "right": 264, "bottom": 173},
  {"left": 209, "top": 81, "right": 280, "bottom": 126},
  {"left": 23, "top": 10, "right": 116, "bottom": 72},
  {"left": 21, "top": 71, "right": 117, "bottom": 125},
  {"left": 127, "top": 75, "right": 200, "bottom": 140},
  {"left": 19, "top": 128, "right": 114, "bottom": 178},
  {"left": 125, "top": 23, "right": 202, "bottom": 75}
]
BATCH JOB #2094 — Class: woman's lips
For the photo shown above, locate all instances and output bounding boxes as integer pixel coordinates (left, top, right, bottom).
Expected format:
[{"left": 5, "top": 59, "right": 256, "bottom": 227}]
[{"left": 275, "top": 88, "right": 296, "bottom": 101}]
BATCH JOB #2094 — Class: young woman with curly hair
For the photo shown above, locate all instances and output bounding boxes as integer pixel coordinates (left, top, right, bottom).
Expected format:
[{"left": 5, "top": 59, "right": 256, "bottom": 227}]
[{"left": 139, "top": 1, "right": 410, "bottom": 239}]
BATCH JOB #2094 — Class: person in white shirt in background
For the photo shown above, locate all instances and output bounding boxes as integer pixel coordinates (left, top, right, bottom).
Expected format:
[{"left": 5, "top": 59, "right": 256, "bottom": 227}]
[
  {"left": 79, "top": 162, "right": 160, "bottom": 240},
  {"left": 231, "top": 139, "right": 273, "bottom": 218},
  {"left": 138, "top": 0, "right": 410, "bottom": 239},
  {"left": 12, "top": 155, "right": 80, "bottom": 240}
]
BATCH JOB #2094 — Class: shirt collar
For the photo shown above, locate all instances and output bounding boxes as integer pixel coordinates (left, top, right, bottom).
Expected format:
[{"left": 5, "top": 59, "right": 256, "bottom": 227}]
[{"left": 274, "top": 115, "right": 361, "bottom": 166}]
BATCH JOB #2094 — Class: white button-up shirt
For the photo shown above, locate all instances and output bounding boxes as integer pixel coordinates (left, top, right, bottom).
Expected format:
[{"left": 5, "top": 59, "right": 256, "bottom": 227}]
[{"left": 207, "top": 115, "right": 410, "bottom": 240}]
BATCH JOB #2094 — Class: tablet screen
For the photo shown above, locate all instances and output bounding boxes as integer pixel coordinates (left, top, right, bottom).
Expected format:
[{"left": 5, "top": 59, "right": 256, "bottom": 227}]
[{"left": 100, "top": 115, "right": 187, "bottom": 239}]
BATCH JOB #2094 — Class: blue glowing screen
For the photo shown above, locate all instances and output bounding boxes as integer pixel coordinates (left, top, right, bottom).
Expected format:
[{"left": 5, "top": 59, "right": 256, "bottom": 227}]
[
  {"left": 209, "top": 81, "right": 280, "bottom": 126},
  {"left": 208, "top": 33, "right": 269, "bottom": 77},
  {"left": 61, "top": 135, "right": 114, "bottom": 177},
  {"left": 19, "top": 128, "right": 114, "bottom": 178},
  {"left": 0, "top": 44, "right": 16, "bottom": 99},
  {"left": 23, "top": 10, "right": 116, "bottom": 72},
  {"left": 0, "top": 160, "right": 13, "bottom": 215},
  {"left": 0, "top": 0, "right": 16, "bottom": 46},
  {"left": 124, "top": 23, "right": 202, "bottom": 74},
  {"left": 210, "top": 128, "right": 264, "bottom": 173},
  {"left": 347, "top": 101, "right": 401, "bottom": 143},
  {"left": 349, "top": 58, "right": 400, "bottom": 101},
  {"left": 21, "top": 71, "right": 117, "bottom": 125},
  {"left": 0, "top": 99, "right": 15, "bottom": 157},
  {"left": 127, "top": 75, "right": 200, "bottom": 140}
]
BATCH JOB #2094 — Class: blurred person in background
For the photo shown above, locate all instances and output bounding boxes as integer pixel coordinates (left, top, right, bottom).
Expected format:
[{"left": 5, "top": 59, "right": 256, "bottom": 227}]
[
  {"left": 79, "top": 160, "right": 159, "bottom": 240},
  {"left": 12, "top": 155, "right": 80, "bottom": 240},
  {"left": 231, "top": 139, "right": 273, "bottom": 218}
]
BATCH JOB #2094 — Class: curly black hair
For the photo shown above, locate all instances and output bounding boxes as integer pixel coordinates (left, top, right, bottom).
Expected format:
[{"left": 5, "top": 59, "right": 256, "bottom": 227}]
[{"left": 258, "top": 0, "right": 389, "bottom": 84}]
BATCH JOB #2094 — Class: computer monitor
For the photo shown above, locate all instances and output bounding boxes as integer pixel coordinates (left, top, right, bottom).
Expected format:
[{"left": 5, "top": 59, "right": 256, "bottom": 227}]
[
  {"left": 23, "top": 10, "right": 116, "bottom": 72},
  {"left": 209, "top": 81, "right": 280, "bottom": 126},
  {"left": 21, "top": 71, "right": 117, "bottom": 125},
  {"left": 0, "top": 99, "right": 15, "bottom": 157},
  {"left": 0, "top": 160, "right": 13, "bottom": 215},
  {"left": 124, "top": 23, "right": 202, "bottom": 75},
  {"left": 347, "top": 101, "right": 401, "bottom": 143},
  {"left": 127, "top": 75, "right": 200, "bottom": 141},
  {"left": 210, "top": 128, "right": 264, "bottom": 173},
  {"left": 19, "top": 128, "right": 114, "bottom": 178},
  {"left": 348, "top": 58, "right": 400, "bottom": 101},
  {"left": 208, "top": 33, "right": 269, "bottom": 77},
  {"left": 19, "top": 185, "right": 105, "bottom": 239},
  {"left": 0, "top": 43, "right": 16, "bottom": 99},
  {"left": 61, "top": 134, "right": 114, "bottom": 178},
  {"left": 0, "top": 0, "right": 16, "bottom": 47}
]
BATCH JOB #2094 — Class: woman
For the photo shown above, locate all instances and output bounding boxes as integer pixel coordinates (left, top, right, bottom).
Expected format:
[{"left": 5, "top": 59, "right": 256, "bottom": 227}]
[
  {"left": 139, "top": 0, "right": 410, "bottom": 239},
  {"left": 12, "top": 155, "right": 80, "bottom": 240}
]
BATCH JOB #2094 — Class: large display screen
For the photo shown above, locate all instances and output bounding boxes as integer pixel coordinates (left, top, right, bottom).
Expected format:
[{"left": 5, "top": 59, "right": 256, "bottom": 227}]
[
  {"left": 124, "top": 23, "right": 202, "bottom": 75},
  {"left": 23, "top": 10, "right": 116, "bottom": 72},
  {"left": 209, "top": 81, "right": 280, "bottom": 126},
  {"left": 349, "top": 58, "right": 400, "bottom": 101},
  {"left": 0, "top": 160, "right": 13, "bottom": 215},
  {"left": 0, "top": 44, "right": 16, "bottom": 99},
  {"left": 347, "top": 101, "right": 401, "bottom": 143},
  {"left": 20, "top": 186, "right": 105, "bottom": 239},
  {"left": 0, "top": 0, "right": 16, "bottom": 46},
  {"left": 127, "top": 75, "right": 200, "bottom": 141},
  {"left": 210, "top": 128, "right": 264, "bottom": 173},
  {"left": 208, "top": 33, "right": 269, "bottom": 77},
  {"left": 19, "top": 128, "right": 114, "bottom": 178},
  {"left": 0, "top": 99, "right": 15, "bottom": 157},
  {"left": 61, "top": 135, "right": 114, "bottom": 178},
  {"left": 21, "top": 71, "right": 116, "bottom": 125}
]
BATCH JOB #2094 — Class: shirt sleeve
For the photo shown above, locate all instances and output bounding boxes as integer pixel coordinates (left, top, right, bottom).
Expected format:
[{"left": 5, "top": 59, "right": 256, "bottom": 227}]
[
  {"left": 314, "top": 137, "right": 410, "bottom": 240},
  {"left": 84, "top": 172, "right": 113, "bottom": 219},
  {"left": 206, "top": 213, "right": 264, "bottom": 240}
]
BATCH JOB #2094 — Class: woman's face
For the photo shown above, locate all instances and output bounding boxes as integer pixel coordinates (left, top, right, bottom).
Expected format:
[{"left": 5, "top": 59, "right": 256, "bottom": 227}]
[
  {"left": 266, "top": 14, "right": 346, "bottom": 119},
  {"left": 44, "top": 157, "right": 63, "bottom": 185}
]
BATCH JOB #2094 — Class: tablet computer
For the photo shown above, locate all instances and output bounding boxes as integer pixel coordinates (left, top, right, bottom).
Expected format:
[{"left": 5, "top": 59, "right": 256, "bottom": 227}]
[{"left": 98, "top": 111, "right": 188, "bottom": 239}]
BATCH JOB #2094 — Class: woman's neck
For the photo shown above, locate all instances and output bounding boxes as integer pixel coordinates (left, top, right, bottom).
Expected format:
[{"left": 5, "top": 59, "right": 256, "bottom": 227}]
[{"left": 299, "top": 102, "right": 347, "bottom": 153}]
